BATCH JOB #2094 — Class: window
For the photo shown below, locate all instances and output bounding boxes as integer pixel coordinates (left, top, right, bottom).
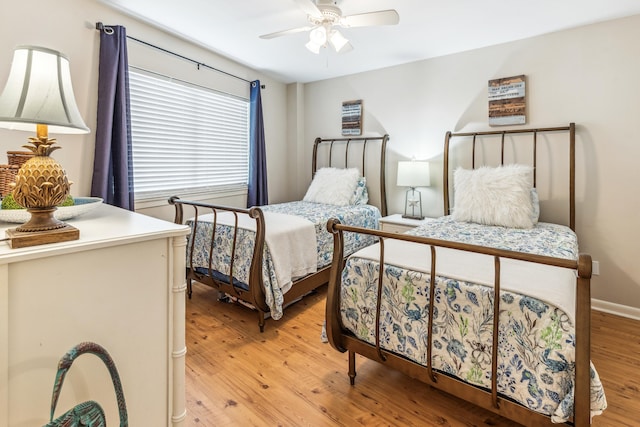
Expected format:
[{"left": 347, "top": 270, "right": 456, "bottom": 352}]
[{"left": 128, "top": 68, "right": 250, "bottom": 201}]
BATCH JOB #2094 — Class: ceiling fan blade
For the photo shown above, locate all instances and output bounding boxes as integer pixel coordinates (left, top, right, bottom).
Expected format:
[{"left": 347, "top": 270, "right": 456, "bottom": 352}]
[
  {"left": 341, "top": 10, "right": 400, "bottom": 28},
  {"left": 294, "top": 0, "right": 323, "bottom": 19},
  {"left": 260, "top": 26, "right": 313, "bottom": 39}
]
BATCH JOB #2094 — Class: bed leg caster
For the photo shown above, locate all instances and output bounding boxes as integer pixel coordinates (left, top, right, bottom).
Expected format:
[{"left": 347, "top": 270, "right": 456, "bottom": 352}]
[
  {"left": 348, "top": 351, "right": 356, "bottom": 385},
  {"left": 257, "top": 310, "right": 265, "bottom": 333}
]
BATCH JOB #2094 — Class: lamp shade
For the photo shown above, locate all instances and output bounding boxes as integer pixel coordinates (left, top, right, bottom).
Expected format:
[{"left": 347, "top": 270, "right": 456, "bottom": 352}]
[
  {"left": 397, "top": 160, "right": 430, "bottom": 187},
  {"left": 0, "top": 45, "right": 89, "bottom": 134}
]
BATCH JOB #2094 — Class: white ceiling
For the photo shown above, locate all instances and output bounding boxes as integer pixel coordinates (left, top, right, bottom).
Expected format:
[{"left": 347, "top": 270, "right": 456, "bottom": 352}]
[{"left": 99, "top": 0, "right": 640, "bottom": 84}]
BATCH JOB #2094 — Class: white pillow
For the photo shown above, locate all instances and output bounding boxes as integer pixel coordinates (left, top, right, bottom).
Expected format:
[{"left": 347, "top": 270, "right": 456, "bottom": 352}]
[
  {"left": 303, "top": 167, "right": 360, "bottom": 206},
  {"left": 452, "top": 164, "right": 535, "bottom": 229}
]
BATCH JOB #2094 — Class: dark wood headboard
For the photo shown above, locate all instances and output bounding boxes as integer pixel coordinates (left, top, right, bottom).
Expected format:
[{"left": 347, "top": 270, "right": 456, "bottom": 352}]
[
  {"left": 443, "top": 124, "right": 576, "bottom": 230},
  {"left": 312, "top": 134, "right": 389, "bottom": 217}
]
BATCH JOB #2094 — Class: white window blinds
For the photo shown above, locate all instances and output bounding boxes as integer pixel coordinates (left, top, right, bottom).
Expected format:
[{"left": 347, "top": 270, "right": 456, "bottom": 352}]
[{"left": 129, "top": 69, "right": 249, "bottom": 200}]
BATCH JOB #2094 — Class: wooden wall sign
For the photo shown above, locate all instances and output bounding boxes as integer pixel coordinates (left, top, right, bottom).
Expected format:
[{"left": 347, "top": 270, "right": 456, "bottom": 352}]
[
  {"left": 488, "top": 75, "right": 526, "bottom": 126},
  {"left": 342, "top": 100, "right": 362, "bottom": 136}
]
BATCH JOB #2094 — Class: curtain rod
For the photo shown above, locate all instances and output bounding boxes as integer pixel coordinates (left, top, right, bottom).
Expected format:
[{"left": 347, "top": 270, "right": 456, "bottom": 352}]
[{"left": 95, "top": 22, "right": 265, "bottom": 89}]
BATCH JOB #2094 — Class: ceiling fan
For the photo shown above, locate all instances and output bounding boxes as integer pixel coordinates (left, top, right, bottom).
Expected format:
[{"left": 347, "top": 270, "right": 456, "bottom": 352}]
[{"left": 259, "top": 0, "right": 399, "bottom": 54}]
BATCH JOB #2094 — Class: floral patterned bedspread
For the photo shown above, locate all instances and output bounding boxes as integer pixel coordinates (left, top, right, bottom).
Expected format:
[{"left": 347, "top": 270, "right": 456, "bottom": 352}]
[
  {"left": 407, "top": 216, "right": 579, "bottom": 259},
  {"left": 339, "top": 217, "right": 606, "bottom": 422},
  {"left": 188, "top": 201, "right": 379, "bottom": 319}
]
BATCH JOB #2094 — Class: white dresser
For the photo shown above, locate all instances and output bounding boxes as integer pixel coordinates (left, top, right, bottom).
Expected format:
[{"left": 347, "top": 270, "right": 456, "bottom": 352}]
[{"left": 0, "top": 203, "right": 190, "bottom": 427}]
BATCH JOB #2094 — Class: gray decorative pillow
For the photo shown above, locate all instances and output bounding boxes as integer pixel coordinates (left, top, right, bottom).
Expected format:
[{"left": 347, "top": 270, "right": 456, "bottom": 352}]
[
  {"left": 530, "top": 188, "right": 540, "bottom": 225},
  {"left": 350, "top": 177, "right": 369, "bottom": 205}
]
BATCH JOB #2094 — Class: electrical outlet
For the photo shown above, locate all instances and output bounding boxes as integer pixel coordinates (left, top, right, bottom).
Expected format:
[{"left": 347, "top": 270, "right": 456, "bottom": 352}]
[{"left": 592, "top": 260, "right": 600, "bottom": 275}]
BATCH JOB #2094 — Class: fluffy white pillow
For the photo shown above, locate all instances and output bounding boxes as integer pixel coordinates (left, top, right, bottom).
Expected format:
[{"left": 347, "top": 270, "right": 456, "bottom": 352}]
[
  {"left": 452, "top": 164, "right": 535, "bottom": 229},
  {"left": 303, "top": 167, "right": 360, "bottom": 206}
]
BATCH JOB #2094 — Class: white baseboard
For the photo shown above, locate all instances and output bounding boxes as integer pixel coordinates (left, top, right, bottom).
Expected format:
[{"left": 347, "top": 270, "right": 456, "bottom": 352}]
[{"left": 592, "top": 298, "right": 640, "bottom": 321}]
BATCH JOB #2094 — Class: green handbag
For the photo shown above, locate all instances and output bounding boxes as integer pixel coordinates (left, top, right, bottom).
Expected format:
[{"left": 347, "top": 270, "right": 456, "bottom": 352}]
[{"left": 43, "top": 342, "right": 128, "bottom": 427}]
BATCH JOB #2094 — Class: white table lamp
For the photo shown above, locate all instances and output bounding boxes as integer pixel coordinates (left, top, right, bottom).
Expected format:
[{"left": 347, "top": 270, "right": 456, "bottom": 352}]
[{"left": 397, "top": 160, "right": 430, "bottom": 219}]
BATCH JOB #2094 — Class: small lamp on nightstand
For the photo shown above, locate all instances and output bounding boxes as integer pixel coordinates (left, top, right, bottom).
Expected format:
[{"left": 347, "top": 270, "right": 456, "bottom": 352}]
[
  {"left": 0, "top": 45, "right": 89, "bottom": 248},
  {"left": 397, "top": 160, "right": 430, "bottom": 220}
]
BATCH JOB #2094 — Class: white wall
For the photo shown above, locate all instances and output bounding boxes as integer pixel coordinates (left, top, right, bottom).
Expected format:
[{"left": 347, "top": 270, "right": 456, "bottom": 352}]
[
  {"left": 300, "top": 15, "right": 640, "bottom": 310},
  {"left": 0, "top": 0, "right": 290, "bottom": 222}
]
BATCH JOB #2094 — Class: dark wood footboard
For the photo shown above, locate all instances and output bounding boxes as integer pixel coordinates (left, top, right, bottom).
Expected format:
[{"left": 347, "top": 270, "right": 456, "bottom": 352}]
[
  {"left": 169, "top": 196, "right": 270, "bottom": 328},
  {"left": 325, "top": 220, "right": 593, "bottom": 427},
  {"left": 169, "top": 196, "right": 333, "bottom": 332}
]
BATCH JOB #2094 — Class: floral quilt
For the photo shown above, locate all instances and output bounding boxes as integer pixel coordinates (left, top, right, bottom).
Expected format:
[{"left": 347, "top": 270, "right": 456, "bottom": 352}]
[
  {"left": 339, "top": 217, "right": 606, "bottom": 422},
  {"left": 188, "top": 201, "right": 379, "bottom": 319}
]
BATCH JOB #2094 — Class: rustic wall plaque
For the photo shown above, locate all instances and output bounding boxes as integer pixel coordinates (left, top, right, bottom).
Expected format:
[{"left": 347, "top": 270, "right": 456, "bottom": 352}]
[
  {"left": 342, "top": 100, "right": 362, "bottom": 136},
  {"left": 488, "top": 75, "right": 526, "bottom": 126}
]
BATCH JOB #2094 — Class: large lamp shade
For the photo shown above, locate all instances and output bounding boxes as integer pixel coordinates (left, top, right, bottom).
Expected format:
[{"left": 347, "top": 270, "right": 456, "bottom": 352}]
[
  {"left": 397, "top": 160, "right": 430, "bottom": 187},
  {"left": 0, "top": 45, "right": 89, "bottom": 134}
]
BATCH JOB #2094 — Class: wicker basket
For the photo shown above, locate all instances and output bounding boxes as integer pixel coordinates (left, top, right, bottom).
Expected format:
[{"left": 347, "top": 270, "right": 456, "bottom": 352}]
[
  {"left": 0, "top": 164, "right": 20, "bottom": 197},
  {"left": 7, "top": 151, "right": 34, "bottom": 167}
]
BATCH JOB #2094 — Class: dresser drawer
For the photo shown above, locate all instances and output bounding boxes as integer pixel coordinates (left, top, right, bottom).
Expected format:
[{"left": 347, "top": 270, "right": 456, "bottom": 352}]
[
  {"left": 379, "top": 214, "right": 435, "bottom": 234},
  {"left": 380, "top": 222, "right": 415, "bottom": 234}
]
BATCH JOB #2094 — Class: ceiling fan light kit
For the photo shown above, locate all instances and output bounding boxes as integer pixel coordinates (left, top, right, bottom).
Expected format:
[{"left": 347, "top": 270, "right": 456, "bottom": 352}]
[
  {"left": 329, "top": 29, "right": 349, "bottom": 52},
  {"left": 305, "top": 26, "right": 350, "bottom": 54},
  {"left": 306, "top": 26, "right": 327, "bottom": 53},
  {"left": 260, "top": 0, "right": 399, "bottom": 54}
]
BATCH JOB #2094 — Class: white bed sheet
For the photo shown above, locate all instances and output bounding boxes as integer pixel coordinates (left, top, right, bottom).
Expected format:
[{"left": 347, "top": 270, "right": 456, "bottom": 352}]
[
  {"left": 197, "top": 210, "right": 317, "bottom": 294},
  {"left": 352, "top": 237, "right": 577, "bottom": 322}
]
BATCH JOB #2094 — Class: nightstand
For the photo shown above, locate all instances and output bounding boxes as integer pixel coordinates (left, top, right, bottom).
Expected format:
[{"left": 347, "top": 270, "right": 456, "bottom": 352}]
[{"left": 379, "top": 214, "right": 435, "bottom": 234}]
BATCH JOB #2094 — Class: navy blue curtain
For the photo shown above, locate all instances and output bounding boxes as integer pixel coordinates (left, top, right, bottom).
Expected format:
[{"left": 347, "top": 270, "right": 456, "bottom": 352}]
[
  {"left": 247, "top": 80, "right": 268, "bottom": 207},
  {"left": 91, "top": 25, "right": 135, "bottom": 210}
]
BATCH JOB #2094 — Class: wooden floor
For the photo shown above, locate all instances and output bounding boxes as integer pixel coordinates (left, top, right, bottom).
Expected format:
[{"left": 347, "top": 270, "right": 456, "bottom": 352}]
[{"left": 184, "top": 282, "right": 640, "bottom": 426}]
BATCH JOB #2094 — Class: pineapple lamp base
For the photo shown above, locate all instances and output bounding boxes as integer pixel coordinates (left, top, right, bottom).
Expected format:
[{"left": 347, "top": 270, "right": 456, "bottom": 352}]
[
  {"left": 4, "top": 125, "right": 80, "bottom": 248},
  {"left": 5, "top": 224, "right": 79, "bottom": 249},
  {"left": 16, "top": 207, "right": 67, "bottom": 232}
]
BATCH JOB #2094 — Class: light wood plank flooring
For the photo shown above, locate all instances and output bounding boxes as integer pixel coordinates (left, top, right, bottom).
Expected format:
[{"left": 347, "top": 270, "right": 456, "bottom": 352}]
[{"left": 185, "top": 282, "right": 640, "bottom": 426}]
